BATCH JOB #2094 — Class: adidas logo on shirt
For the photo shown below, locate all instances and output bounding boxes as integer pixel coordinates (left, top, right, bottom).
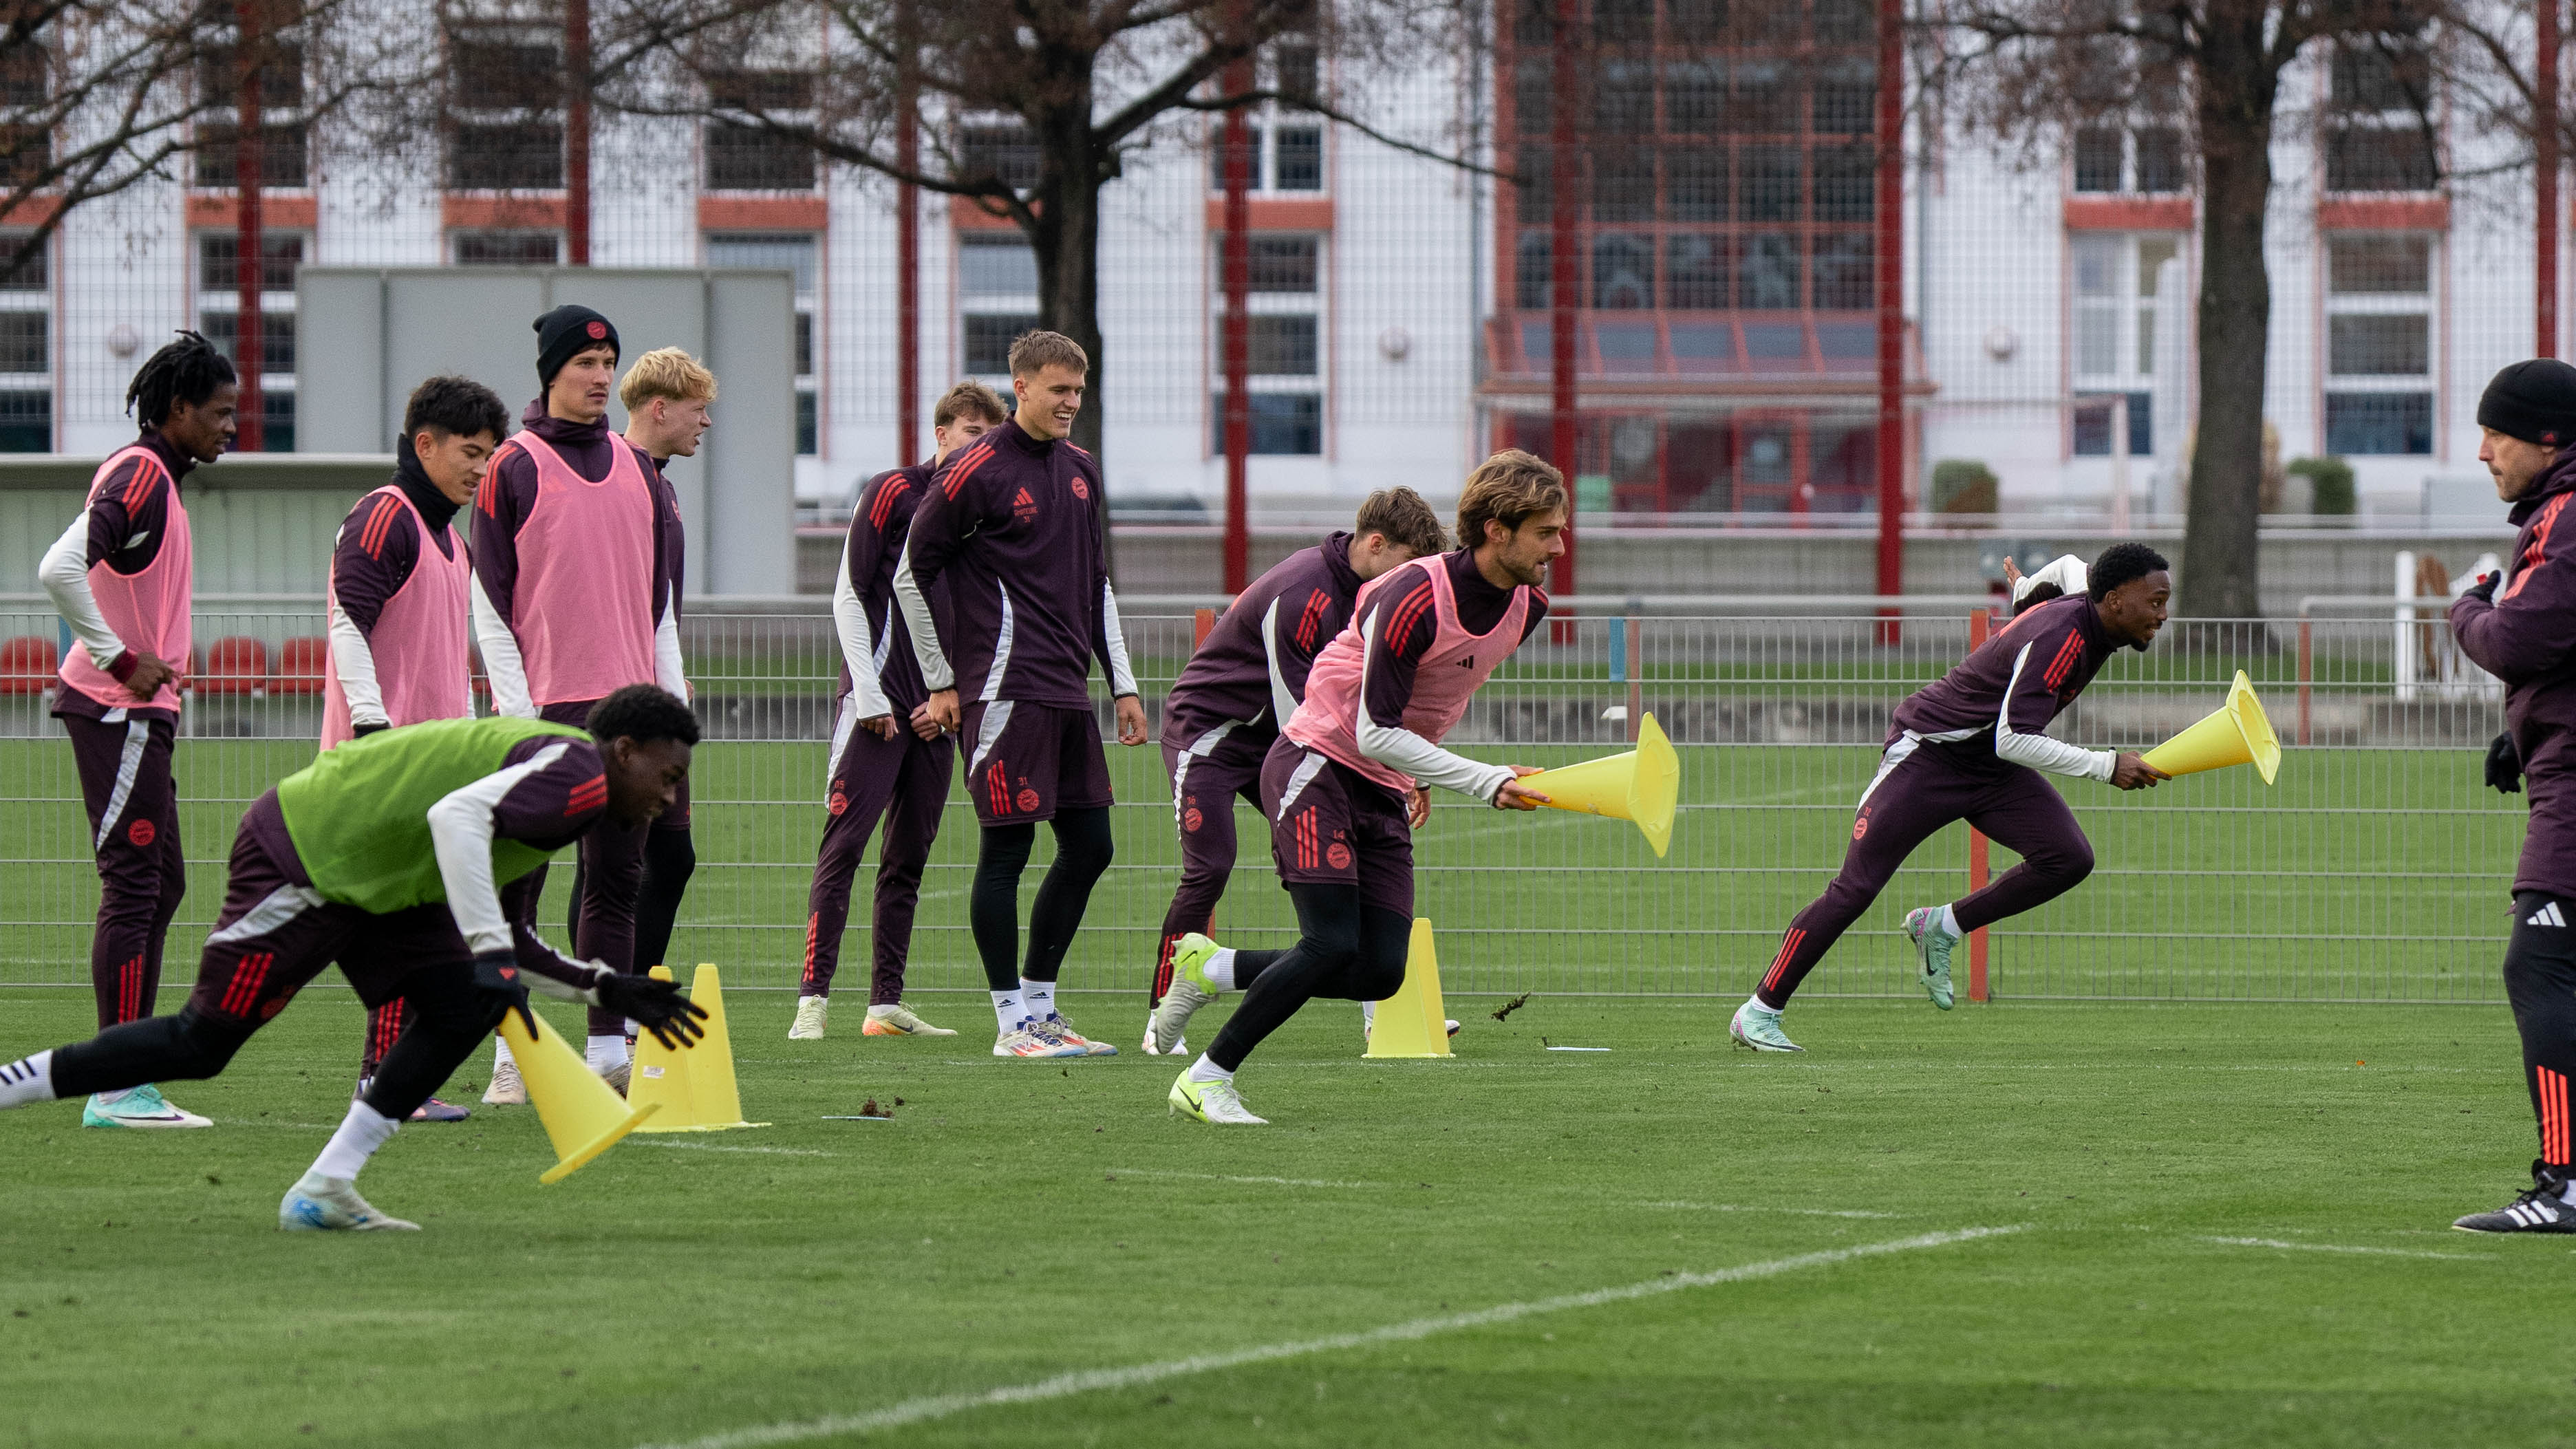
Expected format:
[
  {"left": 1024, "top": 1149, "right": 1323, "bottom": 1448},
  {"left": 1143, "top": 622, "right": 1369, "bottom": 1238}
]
[{"left": 2531, "top": 901, "right": 2568, "bottom": 927}]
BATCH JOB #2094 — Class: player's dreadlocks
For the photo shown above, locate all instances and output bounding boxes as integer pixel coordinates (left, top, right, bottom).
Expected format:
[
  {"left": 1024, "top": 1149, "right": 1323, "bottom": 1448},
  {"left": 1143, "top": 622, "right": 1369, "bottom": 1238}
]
[
  {"left": 122, "top": 330, "right": 237, "bottom": 428},
  {"left": 586, "top": 684, "right": 701, "bottom": 747},
  {"left": 2088, "top": 541, "right": 2171, "bottom": 601}
]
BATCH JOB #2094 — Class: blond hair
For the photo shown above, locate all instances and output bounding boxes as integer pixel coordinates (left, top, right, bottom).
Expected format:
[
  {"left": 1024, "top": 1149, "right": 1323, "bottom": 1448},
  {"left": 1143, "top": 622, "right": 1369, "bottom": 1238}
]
[
  {"left": 1352, "top": 486, "right": 1446, "bottom": 558},
  {"left": 1007, "top": 329, "right": 1088, "bottom": 378},
  {"left": 1456, "top": 449, "right": 1568, "bottom": 548},
  {"left": 617, "top": 347, "right": 718, "bottom": 411},
  {"left": 935, "top": 379, "right": 1009, "bottom": 428}
]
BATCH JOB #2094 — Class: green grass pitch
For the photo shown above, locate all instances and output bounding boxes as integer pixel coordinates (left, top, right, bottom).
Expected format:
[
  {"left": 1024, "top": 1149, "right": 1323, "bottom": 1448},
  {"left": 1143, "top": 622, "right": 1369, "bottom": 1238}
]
[{"left": 0, "top": 990, "right": 2564, "bottom": 1447}]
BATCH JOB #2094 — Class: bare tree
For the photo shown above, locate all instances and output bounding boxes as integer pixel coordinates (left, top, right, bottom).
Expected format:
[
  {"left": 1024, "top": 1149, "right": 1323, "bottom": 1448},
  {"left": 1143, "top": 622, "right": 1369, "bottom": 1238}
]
[{"left": 1930, "top": 0, "right": 2436, "bottom": 621}]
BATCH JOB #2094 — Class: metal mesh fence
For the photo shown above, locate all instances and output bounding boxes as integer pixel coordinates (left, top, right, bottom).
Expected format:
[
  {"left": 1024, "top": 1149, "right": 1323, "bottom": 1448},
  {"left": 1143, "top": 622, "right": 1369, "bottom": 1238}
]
[{"left": 0, "top": 599, "right": 2522, "bottom": 1004}]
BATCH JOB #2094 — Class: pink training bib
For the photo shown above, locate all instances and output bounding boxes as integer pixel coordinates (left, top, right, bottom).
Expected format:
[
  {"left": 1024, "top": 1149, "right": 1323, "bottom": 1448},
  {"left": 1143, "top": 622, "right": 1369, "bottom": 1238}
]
[
  {"left": 58, "top": 444, "right": 191, "bottom": 713},
  {"left": 321, "top": 486, "right": 473, "bottom": 749},
  {"left": 1287, "top": 557, "right": 1532, "bottom": 793},
  {"left": 504, "top": 432, "right": 657, "bottom": 707}
]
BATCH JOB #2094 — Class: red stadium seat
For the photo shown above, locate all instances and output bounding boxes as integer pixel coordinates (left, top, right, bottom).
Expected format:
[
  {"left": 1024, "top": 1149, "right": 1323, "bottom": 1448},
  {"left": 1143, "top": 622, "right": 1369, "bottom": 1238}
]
[
  {"left": 195, "top": 636, "right": 268, "bottom": 696},
  {"left": 272, "top": 636, "right": 328, "bottom": 696},
  {"left": 0, "top": 635, "right": 56, "bottom": 696}
]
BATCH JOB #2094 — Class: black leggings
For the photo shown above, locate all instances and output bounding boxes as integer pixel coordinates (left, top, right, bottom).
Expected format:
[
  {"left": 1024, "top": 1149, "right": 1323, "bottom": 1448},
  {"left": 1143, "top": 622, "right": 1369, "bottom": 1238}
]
[
  {"left": 1205, "top": 883, "right": 1411, "bottom": 1072},
  {"left": 2507, "top": 890, "right": 2576, "bottom": 1179},
  {"left": 51, "top": 964, "right": 504, "bottom": 1121},
  {"left": 632, "top": 828, "right": 697, "bottom": 977},
  {"left": 970, "top": 808, "right": 1115, "bottom": 992}
]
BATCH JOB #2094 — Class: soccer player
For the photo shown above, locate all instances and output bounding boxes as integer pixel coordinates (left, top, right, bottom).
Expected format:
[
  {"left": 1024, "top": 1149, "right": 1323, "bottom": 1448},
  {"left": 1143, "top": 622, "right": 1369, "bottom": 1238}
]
[
  {"left": 791, "top": 380, "right": 1009, "bottom": 1040},
  {"left": 894, "top": 330, "right": 1148, "bottom": 1059},
  {"left": 0, "top": 685, "right": 707, "bottom": 1231},
  {"left": 324, "top": 374, "right": 511, "bottom": 1122},
  {"left": 472, "top": 306, "right": 689, "bottom": 1102},
  {"left": 1144, "top": 488, "right": 1448, "bottom": 1055},
  {"left": 34, "top": 330, "right": 237, "bottom": 1130},
  {"left": 1728, "top": 543, "right": 2174, "bottom": 1054},
  {"left": 1159, "top": 451, "right": 1566, "bottom": 1124},
  {"left": 614, "top": 347, "right": 713, "bottom": 996},
  {"left": 2445, "top": 358, "right": 2576, "bottom": 1232}
]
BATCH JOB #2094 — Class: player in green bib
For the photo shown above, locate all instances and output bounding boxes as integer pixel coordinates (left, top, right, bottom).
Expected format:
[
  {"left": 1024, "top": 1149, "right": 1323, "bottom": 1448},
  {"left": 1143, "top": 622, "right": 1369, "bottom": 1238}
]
[{"left": 0, "top": 685, "right": 707, "bottom": 1231}]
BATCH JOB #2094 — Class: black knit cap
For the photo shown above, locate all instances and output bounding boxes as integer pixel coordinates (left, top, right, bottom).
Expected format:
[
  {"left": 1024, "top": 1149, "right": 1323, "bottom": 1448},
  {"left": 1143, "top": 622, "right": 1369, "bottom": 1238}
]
[
  {"left": 533, "top": 304, "right": 619, "bottom": 389},
  {"left": 2478, "top": 358, "right": 2576, "bottom": 447}
]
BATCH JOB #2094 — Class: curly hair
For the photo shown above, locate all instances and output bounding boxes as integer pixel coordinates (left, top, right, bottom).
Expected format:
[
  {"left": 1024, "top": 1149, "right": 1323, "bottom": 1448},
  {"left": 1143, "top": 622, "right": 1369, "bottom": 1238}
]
[
  {"left": 402, "top": 374, "right": 509, "bottom": 447},
  {"left": 586, "top": 685, "right": 701, "bottom": 747},
  {"left": 125, "top": 330, "right": 236, "bottom": 428},
  {"left": 2088, "top": 542, "right": 2172, "bottom": 602}
]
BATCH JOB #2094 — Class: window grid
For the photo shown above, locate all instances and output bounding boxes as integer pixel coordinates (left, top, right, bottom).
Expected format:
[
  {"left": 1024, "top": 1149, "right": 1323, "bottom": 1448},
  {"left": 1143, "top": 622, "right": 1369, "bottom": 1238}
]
[
  {"left": 1211, "top": 231, "right": 1324, "bottom": 455},
  {"left": 2323, "top": 230, "right": 2435, "bottom": 455},
  {"left": 0, "top": 228, "right": 46, "bottom": 451},
  {"left": 196, "top": 230, "right": 303, "bottom": 450}
]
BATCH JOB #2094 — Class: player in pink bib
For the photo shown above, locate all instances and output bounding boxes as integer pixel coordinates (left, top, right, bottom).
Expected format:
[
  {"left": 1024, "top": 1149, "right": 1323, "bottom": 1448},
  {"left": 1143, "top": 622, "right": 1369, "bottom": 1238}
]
[
  {"left": 323, "top": 375, "right": 511, "bottom": 1121},
  {"left": 1157, "top": 452, "right": 1569, "bottom": 1124},
  {"left": 35, "top": 332, "right": 237, "bottom": 1130}
]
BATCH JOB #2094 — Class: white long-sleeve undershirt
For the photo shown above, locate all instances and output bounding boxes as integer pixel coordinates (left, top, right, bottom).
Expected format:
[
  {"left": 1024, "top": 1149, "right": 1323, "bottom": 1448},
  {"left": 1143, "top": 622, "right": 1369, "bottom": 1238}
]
[
  {"left": 892, "top": 537, "right": 953, "bottom": 694},
  {"left": 1995, "top": 641, "right": 2115, "bottom": 782},
  {"left": 1351, "top": 616, "right": 1516, "bottom": 803},
  {"left": 325, "top": 592, "right": 387, "bottom": 729},
  {"left": 832, "top": 534, "right": 895, "bottom": 722},
  {"left": 1099, "top": 581, "right": 1139, "bottom": 698},
  {"left": 469, "top": 577, "right": 535, "bottom": 719},
  {"left": 422, "top": 742, "right": 602, "bottom": 1003},
  {"left": 38, "top": 509, "right": 127, "bottom": 672}
]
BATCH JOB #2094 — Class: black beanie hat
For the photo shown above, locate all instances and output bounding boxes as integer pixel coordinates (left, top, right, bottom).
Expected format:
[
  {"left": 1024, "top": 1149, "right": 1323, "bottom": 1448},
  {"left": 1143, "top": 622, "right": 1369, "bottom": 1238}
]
[
  {"left": 2478, "top": 358, "right": 2576, "bottom": 447},
  {"left": 534, "top": 304, "right": 619, "bottom": 389}
]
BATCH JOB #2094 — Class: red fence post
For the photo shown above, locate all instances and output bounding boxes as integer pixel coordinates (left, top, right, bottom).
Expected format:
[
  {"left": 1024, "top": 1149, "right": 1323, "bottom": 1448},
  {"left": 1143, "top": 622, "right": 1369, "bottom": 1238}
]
[
  {"left": 2544, "top": 0, "right": 2561, "bottom": 357},
  {"left": 1220, "top": 36, "right": 1253, "bottom": 595},
  {"left": 1546, "top": 0, "right": 1579, "bottom": 640},
  {"left": 895, "top": 0, "right": 920, "bottom": 467},
  {"left": 1870, "top": 0, "right": 1904, "bottom": 644},
  {"left": 1966, "top": 608, "right": 1991, "bottom": 1002},
  {"left": 1193, "top": 608, "right": 1215, "bottom": 652},
  {"left": 564, "top": 0, "right": 590, "bottom": 266},
  {"left": 230, "top": 2, "right": 264, "bottom": 451}
]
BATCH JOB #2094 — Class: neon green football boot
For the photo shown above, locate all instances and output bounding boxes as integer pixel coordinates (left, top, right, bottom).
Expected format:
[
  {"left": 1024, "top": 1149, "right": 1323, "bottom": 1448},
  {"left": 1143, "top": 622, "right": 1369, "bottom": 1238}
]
[{"left": 1903, "top": 905, "right": 1960, "bottom": 1011}]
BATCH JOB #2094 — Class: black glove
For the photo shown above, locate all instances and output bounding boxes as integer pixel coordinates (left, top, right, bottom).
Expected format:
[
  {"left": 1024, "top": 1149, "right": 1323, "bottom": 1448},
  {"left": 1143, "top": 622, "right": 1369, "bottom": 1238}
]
[
  {"left": 2464, "top": 571, "right": 2501, "bottom": 604},
  {"left": 2487, "top": 732, "right": 2524, "bottom": 795},
  {"left": 352, "top": 721, "right": 388, "bottom": 738},
  {"left": 471, "top": 949, "right": 539, "bottom": 1035},
  {"left": 597, "top": 972, "right": 709, "bottom": 1051}
]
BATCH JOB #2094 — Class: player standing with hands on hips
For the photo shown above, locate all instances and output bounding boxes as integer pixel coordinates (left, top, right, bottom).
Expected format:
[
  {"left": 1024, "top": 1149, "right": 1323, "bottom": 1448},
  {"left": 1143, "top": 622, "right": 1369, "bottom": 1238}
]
[
  {"left": 35, "top": 331, "right": 236, "bottom": 1130},
  {"left": 895, "top": 332, "right": 1147, "bottom": 1059},
  {"left": 2446, "top": 359, "right": 2576, "bottom": 1232}
]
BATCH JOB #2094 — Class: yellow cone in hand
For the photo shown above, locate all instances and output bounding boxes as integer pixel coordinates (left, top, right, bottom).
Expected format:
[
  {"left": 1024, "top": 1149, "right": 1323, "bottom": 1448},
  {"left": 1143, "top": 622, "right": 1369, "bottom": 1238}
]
[
  {"left": 2142, "top": 669, "right": 2280, "bottom": 785},
  {"left": 495, "top": 1005, "right": 659, "bottom": 1184},
  {"left": 1364, "top": 919, "right": 1455, "bottom": 1060},
  {"left": 632, "top": 964, "right": 767, "bottom": 1133},
  {"left": 1520, "top": 711, "right": 1680, "bottom": 857}
]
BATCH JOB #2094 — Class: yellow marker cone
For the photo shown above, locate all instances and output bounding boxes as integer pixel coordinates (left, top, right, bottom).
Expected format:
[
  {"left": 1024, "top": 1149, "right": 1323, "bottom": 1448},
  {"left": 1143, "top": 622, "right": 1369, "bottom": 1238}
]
[
  {"left": 495, "top": 1005, "right": 659, "bottom": 1184},
  {"left": 632, "top": 964, "right": 768, "bottom": 1132},
  {"left": 2141, "top": 669, "right": 2281, "bottom": 785},
  {"left": 1519, "top": 712, "right": 1680, "bottom": 857},
  {"left": 1364, "top": 919, "right": 1454, "bottom": 1060}
]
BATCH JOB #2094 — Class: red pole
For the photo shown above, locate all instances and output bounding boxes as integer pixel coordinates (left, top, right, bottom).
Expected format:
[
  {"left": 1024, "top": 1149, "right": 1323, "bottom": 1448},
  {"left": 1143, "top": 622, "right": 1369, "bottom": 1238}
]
[
  {"left": 1871, "top": 0, "right": 1904, "bottom": 636},
  {"left": 231, "top": 4, "right": 264, "bottom": 452},
  {"left": 1966, "top": 608, "right": 1991, "bottom": 1002},
  {"left": 1547, "top": 0, "right": 1580, "bottom": 630},
  {"left": 564, "top": 0, "right": 590, "bottom": 265},
  {"left": 1221, "top": 42, "right": 1253, "bottom": 594},
  {"left": 2544, "top": 0, "right": 2560, "bottom": 356},
  {"left": 895, "top": 3, "right": 920, "bottom": 467},
  {"left": 1194, "top": 607, "right": 1215, "bottom": 650}
]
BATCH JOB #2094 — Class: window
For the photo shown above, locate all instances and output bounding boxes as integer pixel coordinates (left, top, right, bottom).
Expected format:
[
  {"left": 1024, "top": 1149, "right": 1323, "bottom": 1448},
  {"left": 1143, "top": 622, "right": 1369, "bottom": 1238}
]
[
  {"left": 959, "top": 124, "right": 1040, "bottom": 191},
  {"left": 1210, "top": 230, "right": 1324, "bottom": 455},
  {"left": 1207, "top": 120, "right": 1325, "bottom": 193},
  {"left": 453, "top": 230, "right": 559, "bottom": 265},
  {"left": 2070, "top": 233, "right": 2181, "bottom": 455},
  {"left": 194, "top": 35, "right": 308, "bottom": 190},
  {"left": 445, "top": 29, "right": 561, "bottom": 189},
  {"left": 2324, "top": 232, "right": 2434, "bottom": 455},
  {"left": 705, "top": 69, "right": 817, "bottom": 191},
  {"left": 2326, "top": 41, "right": 2436, "bottom": 193},
  {"left": 0, "top": 230, "right": 46, "bottom": 450},
  {"left": 708, "top": 233, "right": 819, "bottom": 455},
  {"left": 2072, "top": 125, "right": 2186, "bottom": 194},
  {"left": 959, "top": 233, "right": 1038, "bottom": 380},
  {"left": 197, "top": 231, "right": 302, "bottom": 449}
]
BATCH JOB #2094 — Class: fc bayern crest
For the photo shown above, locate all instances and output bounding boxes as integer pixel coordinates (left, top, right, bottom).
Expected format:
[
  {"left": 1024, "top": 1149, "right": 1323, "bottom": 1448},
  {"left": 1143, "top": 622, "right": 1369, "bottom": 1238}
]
[
  {"left": 1326, "top": 841, "right": 1353, "bottom": 870},
  {"left": 828, "top": 791, "right": 848, "bottom": 816},
  {"left": 1018, "top": 788, "right": 1042, "bottom": 813},
  {"left": 1183, "top": 806, "right": 1203, "bottom": 833},
  {"left": 1071, "top": 477, "right": 1089, "bottom": 500},
  {"left": 128, "top": 818, "right": 155, "bottom": 847}
]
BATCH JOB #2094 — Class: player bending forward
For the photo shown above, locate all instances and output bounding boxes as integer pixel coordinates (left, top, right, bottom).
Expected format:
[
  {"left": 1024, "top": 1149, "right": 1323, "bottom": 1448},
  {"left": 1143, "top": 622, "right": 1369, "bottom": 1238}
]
[
  {"left": 1730, "top": 543, "right": 2172, "bottom": 1053},
  {"left": 1159, "top": 451, "right": 1564, "bottom": 1124},
  {"left": 1144, "top": 487, "right": 1447, "bottom": 1055},
  {"left": 0, "top": 687, "right": 706, "bottom": 1230}
]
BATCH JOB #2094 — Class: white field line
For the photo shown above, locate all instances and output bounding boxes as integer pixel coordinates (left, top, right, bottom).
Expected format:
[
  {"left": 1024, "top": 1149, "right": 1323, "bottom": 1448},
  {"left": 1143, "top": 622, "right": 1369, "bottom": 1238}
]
[
  {"left": 213, "top": 1119, "right": 341, "bottom": 1130},
  {"left": 2193, "top": 1235, "right": 2490, "bottom": 1261},
  {"left": 623, "top": 1139, "right": 835, "bottom": 1157},
  {"left": 1104, "top": 1167, "right": 1386, "bottom": 1190},
  {"left": 1631, "top": 1199, "right": 1906, "bottom": 1220},
  {"left": 634, "top": 1225, "right": 2026, "bottom": 1449}
]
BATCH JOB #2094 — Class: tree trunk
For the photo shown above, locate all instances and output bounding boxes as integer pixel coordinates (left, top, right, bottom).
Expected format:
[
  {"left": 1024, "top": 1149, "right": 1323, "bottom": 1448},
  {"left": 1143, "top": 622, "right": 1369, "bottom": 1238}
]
[{"left": 2182, "top": 39, "right": 2276, "bottom": 623}]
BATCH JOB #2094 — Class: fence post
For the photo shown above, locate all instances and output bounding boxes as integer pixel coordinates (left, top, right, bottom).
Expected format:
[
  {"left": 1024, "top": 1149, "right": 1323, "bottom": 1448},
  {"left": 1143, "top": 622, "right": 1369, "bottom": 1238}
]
[
  {"left": 1193, "top": 608, "right": 1215, "bottom": 651},
  {"left": 2297, "top": 616, "right": 2312, "bottom": 747},
  {"left": 1966, "top": 608, "right": 1991, "bottom": 1002},
  {"left": 1625, "top": 615, "right": 1642, "bottom": 743}
]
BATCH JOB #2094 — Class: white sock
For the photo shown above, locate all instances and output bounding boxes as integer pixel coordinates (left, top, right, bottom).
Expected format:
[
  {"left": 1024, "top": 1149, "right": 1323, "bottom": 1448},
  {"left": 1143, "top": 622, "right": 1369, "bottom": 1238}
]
[
  {"left": 0, "top": 1050, "right": 56, "bottom": 1108},
  {"left": 866, "top": 1002, "right": 897, "bottom": 1018},
  {"left": 493, "top": 1037, "right": 517, "bottom": 1070},
  {"left": 1203, "top": 948, "right": 1236, "bottom": 991},
  {"left": 1940, "top": 903, "right": 1962, "bottom": 938},
  {"left": 586, "top": 1034, "right": 630, "bottom": 1072},
  {"left": 2560, "top": 1178, "right": 2576, "bottom": 1206},
  {"left": 1020, "top": 978, "right": 1056, "bottom": 1020},
  {"left": 1186, "top": 1053, "right": 1234, "bottom": 1084},
  {"left": 1362, "top": 998, "right": 1377, "bottom": 1033},
  {"left": 1740, "top": 996, "right": 1781, "bottom": 1018},
  {"left": 991, "top": 988, "right": 1026, "bottom": 1033},
  {"left": 309, "top": 1098, "right": 400, "bottom": 1182}
]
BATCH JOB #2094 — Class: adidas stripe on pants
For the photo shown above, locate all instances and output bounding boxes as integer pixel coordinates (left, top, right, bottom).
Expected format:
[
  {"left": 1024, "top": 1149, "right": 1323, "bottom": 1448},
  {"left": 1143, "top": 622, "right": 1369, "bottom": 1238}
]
[{"left": 2504, "top": 892, "right": 2576, "bottom": 1176}]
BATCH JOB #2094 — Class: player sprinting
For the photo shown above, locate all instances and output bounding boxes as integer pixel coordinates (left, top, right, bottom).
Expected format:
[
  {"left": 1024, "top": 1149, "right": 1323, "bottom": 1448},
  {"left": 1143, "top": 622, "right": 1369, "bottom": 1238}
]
[
  {"left": 894, "top": 331, "right": 1148, "bottom": 1059},
  {"left": 1729, "top": 543, "right": 2174, "bottom": 1053},
  {"left": 33, "top": 331, "right": 236, "bottom": 1130},
  {"left": 472, "top": 306, "right": 690, "bottom": 1102},
  {"left": 323, "top": 374, "right": 511, "bottom": 1123},
  {"left": 789, "top": 381, "right": 1009, "bottom": 1042},
  {"left": 1144, "top": 489, "right": 1448, "bottom": 1055},
  {"left": 1160, "top": 451, "right": 1565, "bottom": 1124},
  {"left": 0, "top": 686, "right": 707, "bottom": 1231},
  {"left": 614, "top": 348, "right": 713, "bottom": 995}
]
